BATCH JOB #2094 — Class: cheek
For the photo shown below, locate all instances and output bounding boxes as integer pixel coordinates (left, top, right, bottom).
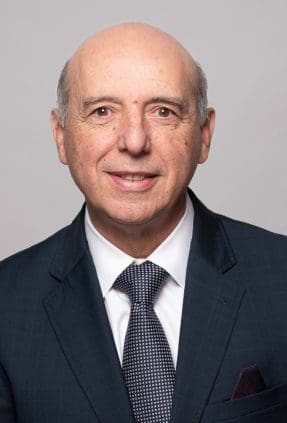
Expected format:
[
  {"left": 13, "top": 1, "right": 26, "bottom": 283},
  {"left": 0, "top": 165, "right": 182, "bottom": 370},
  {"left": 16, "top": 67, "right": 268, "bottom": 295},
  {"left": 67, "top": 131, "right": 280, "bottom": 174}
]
[
  {"left": 64, "top": 128, "right": 112, "bottom": 166},
  {"left": 168, "top": 138, "right": 201, "bottom": 180}
]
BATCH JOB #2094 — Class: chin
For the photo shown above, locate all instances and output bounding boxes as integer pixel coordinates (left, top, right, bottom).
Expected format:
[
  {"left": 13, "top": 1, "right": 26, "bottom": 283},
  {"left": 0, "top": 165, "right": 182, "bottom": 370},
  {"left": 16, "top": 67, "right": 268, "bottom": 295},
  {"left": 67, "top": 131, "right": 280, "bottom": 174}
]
[
  {"left": 103, "top": 203, "right": 165, "bottom": 226},
  {"left": 108, "top": 212, "right": 157, "bottom": 227},
  {"left": 87, "top": 198, "right": 169, "bottom": 228}
]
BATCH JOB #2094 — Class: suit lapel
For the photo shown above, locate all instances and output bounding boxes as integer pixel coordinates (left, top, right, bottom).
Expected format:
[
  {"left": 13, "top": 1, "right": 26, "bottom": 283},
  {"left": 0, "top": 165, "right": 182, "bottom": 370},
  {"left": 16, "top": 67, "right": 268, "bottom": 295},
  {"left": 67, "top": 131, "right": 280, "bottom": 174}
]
[
  {"left": 43, "top": 208, "right": 135, "bottom": 423},
  {"left": 171, "top": 192, "right": 245, "bottom": 423}
]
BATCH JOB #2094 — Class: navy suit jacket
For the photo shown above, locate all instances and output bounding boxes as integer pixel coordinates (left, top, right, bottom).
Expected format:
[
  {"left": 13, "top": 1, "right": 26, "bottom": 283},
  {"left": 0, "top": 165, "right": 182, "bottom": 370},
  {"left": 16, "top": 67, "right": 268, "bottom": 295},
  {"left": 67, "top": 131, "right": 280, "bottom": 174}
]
[{"left": 1, "top": 190, "right": 287, "bottom": 422}]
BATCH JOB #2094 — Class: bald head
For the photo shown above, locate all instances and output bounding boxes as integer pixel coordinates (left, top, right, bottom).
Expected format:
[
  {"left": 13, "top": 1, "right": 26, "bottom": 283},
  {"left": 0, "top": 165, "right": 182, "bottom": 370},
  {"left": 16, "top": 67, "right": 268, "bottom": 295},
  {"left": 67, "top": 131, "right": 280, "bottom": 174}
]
[
  {"left": 73, "top": 23, "right": 194, "bottom": 67},
  {"left": 56, "top": 23, "right": 208, "bottom": 126}
]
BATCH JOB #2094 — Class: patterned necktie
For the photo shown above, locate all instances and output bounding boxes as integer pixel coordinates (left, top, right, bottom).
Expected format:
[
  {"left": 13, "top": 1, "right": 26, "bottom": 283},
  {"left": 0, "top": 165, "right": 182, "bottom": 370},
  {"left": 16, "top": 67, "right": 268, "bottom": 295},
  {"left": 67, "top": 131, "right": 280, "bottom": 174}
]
[{"left": 114, "top": 261, "right": 175, "bottom": 423}]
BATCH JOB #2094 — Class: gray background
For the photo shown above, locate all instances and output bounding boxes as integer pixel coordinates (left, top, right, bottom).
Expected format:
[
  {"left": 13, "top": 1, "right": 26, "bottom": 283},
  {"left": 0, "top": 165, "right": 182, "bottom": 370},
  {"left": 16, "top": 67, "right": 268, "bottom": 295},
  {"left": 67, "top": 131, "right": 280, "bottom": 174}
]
[{"left": 1, "top": 0, "right": 287, "bottom": 259}]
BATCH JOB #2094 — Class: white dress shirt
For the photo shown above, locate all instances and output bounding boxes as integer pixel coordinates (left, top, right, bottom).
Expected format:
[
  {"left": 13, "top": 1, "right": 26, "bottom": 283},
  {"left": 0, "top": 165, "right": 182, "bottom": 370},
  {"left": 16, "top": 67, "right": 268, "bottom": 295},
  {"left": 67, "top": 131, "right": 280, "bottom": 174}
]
[{"left": 85, "top": 195, "right": 194, "bottom": 367}]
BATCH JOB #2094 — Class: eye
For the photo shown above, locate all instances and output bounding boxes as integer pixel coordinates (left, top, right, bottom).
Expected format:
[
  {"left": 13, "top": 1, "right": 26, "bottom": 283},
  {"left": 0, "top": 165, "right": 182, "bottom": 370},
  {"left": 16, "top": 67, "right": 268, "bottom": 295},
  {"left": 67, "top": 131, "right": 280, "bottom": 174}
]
[
  {"left": 94, "top": 106, "right": 110, "bottom": 116},
  {"left": 157, "top": 107, "right": 173, "bottom": 117}
]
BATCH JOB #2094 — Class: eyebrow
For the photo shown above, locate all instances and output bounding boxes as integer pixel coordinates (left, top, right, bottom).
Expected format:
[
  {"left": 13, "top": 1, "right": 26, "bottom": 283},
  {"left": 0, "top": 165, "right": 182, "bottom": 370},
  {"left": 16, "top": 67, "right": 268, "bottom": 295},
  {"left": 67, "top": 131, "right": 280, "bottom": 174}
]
[
  {"left": 145, "top": 97, "right": 188, "bottom": 112},
  {"left": 81, "top": 95, "right": 188, "bottom": 112},
  {"left": 81, "top": 96, "right": 122, "bottom": 110}
]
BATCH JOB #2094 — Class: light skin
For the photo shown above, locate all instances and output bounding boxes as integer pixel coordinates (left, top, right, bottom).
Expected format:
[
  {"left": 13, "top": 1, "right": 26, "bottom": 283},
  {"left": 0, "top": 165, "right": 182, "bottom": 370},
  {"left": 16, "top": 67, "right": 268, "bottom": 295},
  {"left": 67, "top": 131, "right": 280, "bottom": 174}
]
[{"left": 51, "top": 23, "right": 215, "bottom": 257}]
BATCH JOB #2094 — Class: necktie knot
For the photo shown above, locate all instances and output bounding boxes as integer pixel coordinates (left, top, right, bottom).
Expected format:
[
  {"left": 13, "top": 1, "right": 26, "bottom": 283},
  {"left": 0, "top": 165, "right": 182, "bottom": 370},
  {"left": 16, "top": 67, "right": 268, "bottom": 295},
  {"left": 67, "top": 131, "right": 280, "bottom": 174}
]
[{"left": 114, "top": 261, "right": 168, "bottom": 305}]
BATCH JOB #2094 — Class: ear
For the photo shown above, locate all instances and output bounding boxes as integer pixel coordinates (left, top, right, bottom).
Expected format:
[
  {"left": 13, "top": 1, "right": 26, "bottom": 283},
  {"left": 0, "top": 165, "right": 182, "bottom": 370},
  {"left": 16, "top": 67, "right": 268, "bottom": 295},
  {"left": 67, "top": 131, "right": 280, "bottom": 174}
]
[
  {"left": 198, "top": 107, "right": 215, "bottom": 164},
  {"left": 50, "top": 108, "right": 68, "bottom": 165}
]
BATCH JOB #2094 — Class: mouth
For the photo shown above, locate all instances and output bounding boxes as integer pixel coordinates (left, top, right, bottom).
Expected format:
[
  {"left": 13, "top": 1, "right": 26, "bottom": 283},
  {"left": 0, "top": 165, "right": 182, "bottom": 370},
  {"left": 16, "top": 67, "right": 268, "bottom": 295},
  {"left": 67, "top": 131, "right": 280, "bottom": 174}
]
[
  {"left": 107, "top": 171, "right": 159, "bottom": 191},
  {"left": 113, "top": 171, "right": 155, "bottom": 180},
  {"left": 120, "top": 175, "right": 146, "bottom": 181}
]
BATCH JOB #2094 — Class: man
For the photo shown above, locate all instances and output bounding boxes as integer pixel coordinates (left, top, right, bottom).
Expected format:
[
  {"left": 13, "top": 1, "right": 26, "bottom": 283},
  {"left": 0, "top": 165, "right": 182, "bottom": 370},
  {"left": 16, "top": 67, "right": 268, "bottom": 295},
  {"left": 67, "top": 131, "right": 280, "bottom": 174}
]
[{"left": 0, "top": 22, "right": 287, "bottom": 423}]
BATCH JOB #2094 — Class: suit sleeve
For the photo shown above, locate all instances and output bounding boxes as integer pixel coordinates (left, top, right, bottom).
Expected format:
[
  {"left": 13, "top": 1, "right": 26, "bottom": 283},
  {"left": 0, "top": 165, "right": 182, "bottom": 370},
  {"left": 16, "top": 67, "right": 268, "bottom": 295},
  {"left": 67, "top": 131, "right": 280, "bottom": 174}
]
[{"left": 0, "top": 363, "right": 17, "bottom": 422}]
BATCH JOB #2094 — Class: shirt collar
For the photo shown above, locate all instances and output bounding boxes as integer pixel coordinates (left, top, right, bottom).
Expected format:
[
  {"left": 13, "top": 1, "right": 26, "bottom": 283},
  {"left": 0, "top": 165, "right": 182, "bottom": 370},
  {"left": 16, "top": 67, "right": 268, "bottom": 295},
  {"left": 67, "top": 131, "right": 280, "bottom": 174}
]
[{"left": 85, "top": 193, "right": 194, "bottom": 297}]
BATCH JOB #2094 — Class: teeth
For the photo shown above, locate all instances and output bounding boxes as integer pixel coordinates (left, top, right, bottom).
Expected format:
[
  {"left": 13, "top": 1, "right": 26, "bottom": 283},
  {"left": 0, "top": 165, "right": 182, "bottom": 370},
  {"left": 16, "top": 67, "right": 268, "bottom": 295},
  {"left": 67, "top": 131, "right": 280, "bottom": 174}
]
[{"left": 122, "top": 175, "right": 145, "bottom": 181}]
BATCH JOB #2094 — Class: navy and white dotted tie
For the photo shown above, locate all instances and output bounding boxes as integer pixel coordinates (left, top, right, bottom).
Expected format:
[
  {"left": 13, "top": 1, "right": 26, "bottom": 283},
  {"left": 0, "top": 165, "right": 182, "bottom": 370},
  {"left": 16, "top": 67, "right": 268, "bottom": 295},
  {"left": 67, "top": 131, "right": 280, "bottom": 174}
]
[{"left": 114, "top": 261, "right": 175, "bottom": 423}]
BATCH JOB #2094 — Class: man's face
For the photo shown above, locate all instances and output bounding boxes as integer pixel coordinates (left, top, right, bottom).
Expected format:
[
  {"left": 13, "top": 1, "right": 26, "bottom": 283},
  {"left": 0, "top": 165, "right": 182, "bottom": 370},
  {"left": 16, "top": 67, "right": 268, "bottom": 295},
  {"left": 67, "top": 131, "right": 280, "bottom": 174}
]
[{"left": 52, "top": 34, "right": 214, "bottom": 233}]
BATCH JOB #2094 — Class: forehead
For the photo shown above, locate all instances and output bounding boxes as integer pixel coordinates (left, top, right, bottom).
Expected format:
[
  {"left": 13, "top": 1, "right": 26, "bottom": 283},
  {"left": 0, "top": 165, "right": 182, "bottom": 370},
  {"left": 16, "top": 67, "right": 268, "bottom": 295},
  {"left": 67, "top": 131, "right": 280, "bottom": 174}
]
[{"left": 69, "top": 38, "right": 196, "bottom": 102}]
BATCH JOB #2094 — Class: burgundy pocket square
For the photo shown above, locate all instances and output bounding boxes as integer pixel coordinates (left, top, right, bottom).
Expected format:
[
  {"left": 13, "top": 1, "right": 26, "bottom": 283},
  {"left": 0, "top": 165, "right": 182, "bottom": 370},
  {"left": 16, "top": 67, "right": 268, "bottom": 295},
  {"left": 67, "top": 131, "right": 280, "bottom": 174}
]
[{"left": 231, "top": 364, "right": 266, "bottom": 400}]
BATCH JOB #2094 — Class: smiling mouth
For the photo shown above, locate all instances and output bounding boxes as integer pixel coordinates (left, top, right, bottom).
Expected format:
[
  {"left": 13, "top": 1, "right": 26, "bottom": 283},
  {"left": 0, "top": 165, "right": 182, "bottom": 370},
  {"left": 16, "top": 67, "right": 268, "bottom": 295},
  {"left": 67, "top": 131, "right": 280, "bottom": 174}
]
[
  {"left": 107, "top": 171, "right": 158, "bottom": 190},
  {"left": 120, "top": 174, "right": 148, "bottom": 181},
  {"left": 110, "top": 171, "right": 157, "bottom": 180}
]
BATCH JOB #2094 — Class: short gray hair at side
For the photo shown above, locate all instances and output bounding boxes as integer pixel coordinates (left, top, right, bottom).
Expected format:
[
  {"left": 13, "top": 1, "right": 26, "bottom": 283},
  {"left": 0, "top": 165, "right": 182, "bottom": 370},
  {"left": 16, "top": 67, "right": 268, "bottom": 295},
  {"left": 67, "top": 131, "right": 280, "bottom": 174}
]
[
  {"left": 194, "top": 60, "right": 208, "bottom": 126},
  {"left": 56, "top": 59, "right": 70, "bottom": 127},
  {"left": 56, "top": 58, "right": 208, "bottom": 127}
]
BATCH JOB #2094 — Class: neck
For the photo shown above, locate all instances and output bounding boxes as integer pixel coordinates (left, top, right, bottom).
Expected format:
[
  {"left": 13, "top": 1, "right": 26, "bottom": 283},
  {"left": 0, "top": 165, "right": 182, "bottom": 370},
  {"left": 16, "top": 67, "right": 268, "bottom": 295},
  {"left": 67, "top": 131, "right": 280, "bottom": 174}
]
[{"left": 87, "top": 198, "right": 186, "bottom": 258}]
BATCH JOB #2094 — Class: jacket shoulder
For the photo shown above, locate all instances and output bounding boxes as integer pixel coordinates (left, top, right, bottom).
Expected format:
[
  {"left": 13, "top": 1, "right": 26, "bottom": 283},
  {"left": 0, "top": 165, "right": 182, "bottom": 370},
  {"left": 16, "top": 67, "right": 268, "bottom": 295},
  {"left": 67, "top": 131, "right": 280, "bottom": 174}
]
[
  {"left": 0, "top": 225, "right": 69, "bottom": 280},
  {"left": 218, "top": 213, "right": 287, "bottom": 262}
]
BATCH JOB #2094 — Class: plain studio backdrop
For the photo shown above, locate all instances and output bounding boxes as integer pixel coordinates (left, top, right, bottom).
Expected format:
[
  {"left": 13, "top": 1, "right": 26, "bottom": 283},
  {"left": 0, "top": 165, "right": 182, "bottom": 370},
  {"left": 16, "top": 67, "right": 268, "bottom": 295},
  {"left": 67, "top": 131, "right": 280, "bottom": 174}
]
[{"left": 1, "top": 0, "right": 286, "bottom": 259}]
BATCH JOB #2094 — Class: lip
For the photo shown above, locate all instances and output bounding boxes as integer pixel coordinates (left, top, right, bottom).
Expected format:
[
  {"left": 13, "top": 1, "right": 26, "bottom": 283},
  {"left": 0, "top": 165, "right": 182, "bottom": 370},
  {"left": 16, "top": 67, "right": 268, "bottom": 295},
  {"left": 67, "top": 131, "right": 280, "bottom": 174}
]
[{"left": 107, "top": 171, "right": 159, "bottom": 192}]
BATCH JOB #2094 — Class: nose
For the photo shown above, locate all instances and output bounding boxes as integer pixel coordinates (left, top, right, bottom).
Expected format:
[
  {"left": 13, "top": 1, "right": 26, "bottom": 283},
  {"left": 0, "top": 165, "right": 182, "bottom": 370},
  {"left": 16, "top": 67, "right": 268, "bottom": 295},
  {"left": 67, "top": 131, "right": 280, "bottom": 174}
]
[{"left": 117, "top": 112, "right": 151, "bottom": 156}]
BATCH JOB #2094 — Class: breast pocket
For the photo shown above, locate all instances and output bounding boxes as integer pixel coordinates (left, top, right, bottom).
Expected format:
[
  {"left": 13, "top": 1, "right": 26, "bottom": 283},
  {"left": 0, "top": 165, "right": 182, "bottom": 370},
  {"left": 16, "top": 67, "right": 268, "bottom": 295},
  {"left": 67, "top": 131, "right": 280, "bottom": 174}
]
[{"left": 201, "top": 384, "right": 287, "bottom": 422}]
